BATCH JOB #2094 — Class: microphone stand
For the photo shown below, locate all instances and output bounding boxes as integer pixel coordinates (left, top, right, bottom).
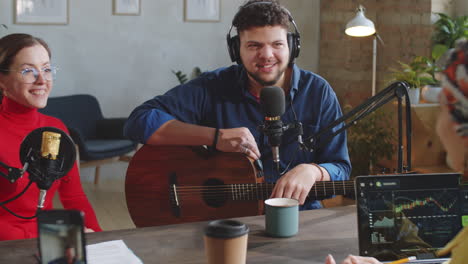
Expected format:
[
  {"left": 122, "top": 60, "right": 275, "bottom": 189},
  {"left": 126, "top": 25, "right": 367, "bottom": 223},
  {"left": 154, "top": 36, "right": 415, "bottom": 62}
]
[
  {"left": 0, "top": 150, "right": 37, "bottom": 219},
  {"left": 0, "top": 161, "right": 26, "bottom": 183},
  {"left": 302, "top": 81, "right": 412, "bottom": 173}
]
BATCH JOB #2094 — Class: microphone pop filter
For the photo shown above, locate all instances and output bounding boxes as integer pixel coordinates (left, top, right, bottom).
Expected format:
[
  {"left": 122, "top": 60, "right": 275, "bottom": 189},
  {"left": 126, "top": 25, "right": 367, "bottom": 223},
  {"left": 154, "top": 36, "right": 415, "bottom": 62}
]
[
  {"left": 260, "top": 86, "right": 285, "bottom": 117},
  {"left": 19, "top": 127, "right": 76, "bottom": 189}
]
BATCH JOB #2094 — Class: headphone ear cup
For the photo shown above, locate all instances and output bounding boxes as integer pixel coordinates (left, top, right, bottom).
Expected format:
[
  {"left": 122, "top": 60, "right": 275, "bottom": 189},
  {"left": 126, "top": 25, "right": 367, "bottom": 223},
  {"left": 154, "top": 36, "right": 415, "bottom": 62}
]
[
  {"left": 227, "top": 35, "right": 241, "bottom": 64},
  {"left": 287, "top": 33, "right": 294, "bottom": 64},
  {"left": 227, "top": 34, "right": 235, "bottom": 63},
  {"left": 293, "top": 33, "right": 301, "bottom": 59},
  {"left": 287, "top": 33, "right": 300, "bottom": 64}
]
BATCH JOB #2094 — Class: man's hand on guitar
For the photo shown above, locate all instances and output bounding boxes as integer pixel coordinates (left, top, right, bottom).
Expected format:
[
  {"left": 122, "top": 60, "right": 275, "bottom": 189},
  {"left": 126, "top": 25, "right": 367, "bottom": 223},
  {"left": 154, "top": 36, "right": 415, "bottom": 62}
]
[
  {"left": 270, "top": 163, "right": 323, "bottom": 205},
  {"left": 216, "top": 127, "right": 261, "bottom": 160}
]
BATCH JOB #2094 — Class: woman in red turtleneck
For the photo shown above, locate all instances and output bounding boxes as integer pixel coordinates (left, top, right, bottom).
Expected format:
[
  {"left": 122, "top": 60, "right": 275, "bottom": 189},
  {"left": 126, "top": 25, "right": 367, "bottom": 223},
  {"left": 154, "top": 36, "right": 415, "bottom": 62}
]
[{"left": 0, "top": 33, "right": 101, "bottom": 241}]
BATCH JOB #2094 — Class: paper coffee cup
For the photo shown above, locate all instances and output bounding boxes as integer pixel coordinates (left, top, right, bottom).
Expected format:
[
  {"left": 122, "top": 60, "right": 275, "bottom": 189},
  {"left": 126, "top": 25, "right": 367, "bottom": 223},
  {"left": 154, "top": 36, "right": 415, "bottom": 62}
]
[{"left": 204, "top": 219, "right": 249, "bottom": 264}]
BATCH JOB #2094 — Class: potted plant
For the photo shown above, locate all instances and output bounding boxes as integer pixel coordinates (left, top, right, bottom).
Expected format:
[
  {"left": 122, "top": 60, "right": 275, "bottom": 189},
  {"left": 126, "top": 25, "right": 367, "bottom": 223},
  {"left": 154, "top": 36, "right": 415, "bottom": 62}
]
[
  {"left": 432, "top": 13, "right": 468, "bottom": 57},
  {"left": 420, "top": 13, "right": 468, "bottom": 103},
  {"left": 345, "top": 105, "right": 395, "bottom": 178},
  {"left": 389, "top": 56, "right": 438, "bottom": 104},
  {"left": 389, "top": 14, "right": 467, "bottom": 104},
  {"left": 172, "top": 67, "right": 203, "bottom": 84}
]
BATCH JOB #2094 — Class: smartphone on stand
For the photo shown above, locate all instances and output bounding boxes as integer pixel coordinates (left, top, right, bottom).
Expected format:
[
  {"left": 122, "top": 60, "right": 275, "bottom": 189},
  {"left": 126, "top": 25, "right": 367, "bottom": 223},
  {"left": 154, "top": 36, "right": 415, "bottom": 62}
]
[{"left": 37, "top": 209, "right": 87, "bottom": 264}]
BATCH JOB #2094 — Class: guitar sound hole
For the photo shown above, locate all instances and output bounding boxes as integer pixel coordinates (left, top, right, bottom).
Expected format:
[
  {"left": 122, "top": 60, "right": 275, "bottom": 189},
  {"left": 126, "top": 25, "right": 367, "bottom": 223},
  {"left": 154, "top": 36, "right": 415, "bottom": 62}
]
[{"left": 202, "top": 178, "right": 227, "bottom": 208}]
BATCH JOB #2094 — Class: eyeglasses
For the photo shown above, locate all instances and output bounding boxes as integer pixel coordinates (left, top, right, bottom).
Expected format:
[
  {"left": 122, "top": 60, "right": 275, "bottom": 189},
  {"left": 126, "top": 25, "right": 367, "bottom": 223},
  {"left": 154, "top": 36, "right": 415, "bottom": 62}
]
[{"left": 0, "top": 66, "right": 58, "bottom": 84}]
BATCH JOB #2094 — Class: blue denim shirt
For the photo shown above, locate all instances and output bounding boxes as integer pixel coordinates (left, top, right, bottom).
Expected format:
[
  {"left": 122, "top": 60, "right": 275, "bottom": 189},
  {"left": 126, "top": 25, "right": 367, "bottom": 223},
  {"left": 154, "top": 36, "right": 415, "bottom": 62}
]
[{"left": 124, "top": 64, "right": 351, "bottom": 209}]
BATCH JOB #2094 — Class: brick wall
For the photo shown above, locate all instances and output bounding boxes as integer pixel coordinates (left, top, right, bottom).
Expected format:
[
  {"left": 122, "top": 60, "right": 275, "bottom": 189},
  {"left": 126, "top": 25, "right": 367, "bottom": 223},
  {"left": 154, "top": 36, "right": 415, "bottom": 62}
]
[{"left": 319, "top": 0, "right": 434, "bottom": 107}]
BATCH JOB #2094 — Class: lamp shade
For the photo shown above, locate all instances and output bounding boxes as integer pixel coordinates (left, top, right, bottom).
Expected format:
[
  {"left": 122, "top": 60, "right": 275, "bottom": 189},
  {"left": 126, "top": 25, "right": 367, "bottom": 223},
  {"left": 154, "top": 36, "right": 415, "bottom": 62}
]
[{"left": 345, "top": 5, "right": 375, "bottom": 37}]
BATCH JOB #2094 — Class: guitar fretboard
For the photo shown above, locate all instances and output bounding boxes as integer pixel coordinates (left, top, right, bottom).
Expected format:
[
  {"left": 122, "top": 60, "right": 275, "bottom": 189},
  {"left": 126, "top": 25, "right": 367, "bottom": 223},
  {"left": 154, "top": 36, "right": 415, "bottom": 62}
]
[
  {"left": 228, "top": 181, "right": 355, "bottom": 201},
  {"left": 171, "top": 180, "right": 355, "bottom": 203}
]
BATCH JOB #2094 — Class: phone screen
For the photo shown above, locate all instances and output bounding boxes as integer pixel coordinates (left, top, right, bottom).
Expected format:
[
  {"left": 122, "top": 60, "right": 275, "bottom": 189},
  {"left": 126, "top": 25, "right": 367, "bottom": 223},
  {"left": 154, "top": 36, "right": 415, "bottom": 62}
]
[{"left": 37, "top": 210, "right": 86, "bottom": 264}]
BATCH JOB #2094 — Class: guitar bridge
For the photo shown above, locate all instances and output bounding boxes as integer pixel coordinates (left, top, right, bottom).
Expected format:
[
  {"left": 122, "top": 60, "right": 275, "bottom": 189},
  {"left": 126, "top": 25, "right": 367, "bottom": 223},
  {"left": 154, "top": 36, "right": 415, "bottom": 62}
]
[
  {"left": 172, "top": 184, "right": 180, "bottom": 206},
  {"left": 169, "top": 173, "right": 181, "bottom": 217}
]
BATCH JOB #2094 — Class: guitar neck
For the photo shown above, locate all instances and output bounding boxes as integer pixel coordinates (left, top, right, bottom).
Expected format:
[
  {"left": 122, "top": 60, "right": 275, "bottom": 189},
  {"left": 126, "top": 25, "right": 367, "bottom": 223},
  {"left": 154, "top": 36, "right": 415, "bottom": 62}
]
[{"left": 227, "top": 180, "right": 355, "bottom": 201}]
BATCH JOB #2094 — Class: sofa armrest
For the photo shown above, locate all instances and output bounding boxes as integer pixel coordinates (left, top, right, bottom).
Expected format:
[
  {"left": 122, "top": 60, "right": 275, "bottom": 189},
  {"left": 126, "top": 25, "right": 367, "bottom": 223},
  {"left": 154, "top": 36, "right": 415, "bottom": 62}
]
[
  {"left": 67, "top": 126, "right": 87, "bottom": 150},
  {"left": 96, "top": 118, "right": 128, "bottom": 139}
]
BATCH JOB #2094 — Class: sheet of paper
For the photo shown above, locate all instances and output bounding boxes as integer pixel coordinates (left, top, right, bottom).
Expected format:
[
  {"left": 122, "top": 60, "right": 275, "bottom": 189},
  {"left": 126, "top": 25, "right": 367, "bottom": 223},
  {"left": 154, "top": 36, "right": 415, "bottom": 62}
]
[{"left": 86, "top": 240, "right": 143, "bottom": 264}]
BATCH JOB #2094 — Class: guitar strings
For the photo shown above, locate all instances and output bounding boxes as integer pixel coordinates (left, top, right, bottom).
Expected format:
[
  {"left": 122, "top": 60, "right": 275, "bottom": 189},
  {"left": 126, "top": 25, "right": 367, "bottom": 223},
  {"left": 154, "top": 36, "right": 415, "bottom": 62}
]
[
  {"left": 172, "top": 182, "right": 354, "bottom": 190},
  {"left": 169, "top": 182, "right": 355, "bottom": 199},
  {"left": 172, "top": 184, "right": 355, "bottom": 191}
]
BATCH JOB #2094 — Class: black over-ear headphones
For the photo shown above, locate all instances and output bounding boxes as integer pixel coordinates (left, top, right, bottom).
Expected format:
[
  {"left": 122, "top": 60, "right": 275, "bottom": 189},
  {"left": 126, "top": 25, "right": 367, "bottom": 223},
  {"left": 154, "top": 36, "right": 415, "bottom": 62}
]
[{"left": 226, "top": 1, "right": 301, "bottom": 65}]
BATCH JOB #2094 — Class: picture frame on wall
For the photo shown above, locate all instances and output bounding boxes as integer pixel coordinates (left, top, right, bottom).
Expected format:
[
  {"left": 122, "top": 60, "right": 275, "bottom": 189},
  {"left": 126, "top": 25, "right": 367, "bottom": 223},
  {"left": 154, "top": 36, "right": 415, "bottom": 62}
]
[
  {"left": 113, "top": 0, "right": 141, "bottom": 16},
  {"left": 14, "top": 0, "right": 69, "bottom": 25},
  {"left": 184, "top": 0, "right": 220, "bottom": 22}
]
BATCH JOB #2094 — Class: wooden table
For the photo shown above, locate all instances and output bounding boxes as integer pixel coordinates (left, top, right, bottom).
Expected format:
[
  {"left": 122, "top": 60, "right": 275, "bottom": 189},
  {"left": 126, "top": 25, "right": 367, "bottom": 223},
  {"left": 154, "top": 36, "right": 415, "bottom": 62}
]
[{"left": 0, "top": 205, "right": 359, "bottom": 264}]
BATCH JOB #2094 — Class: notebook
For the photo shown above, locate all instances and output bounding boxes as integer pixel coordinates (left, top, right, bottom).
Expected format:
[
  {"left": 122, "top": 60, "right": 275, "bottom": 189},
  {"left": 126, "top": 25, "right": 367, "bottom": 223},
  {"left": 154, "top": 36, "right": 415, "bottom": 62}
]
[{"left": 355, "top": 173, "right": 466, "bottom": 263}]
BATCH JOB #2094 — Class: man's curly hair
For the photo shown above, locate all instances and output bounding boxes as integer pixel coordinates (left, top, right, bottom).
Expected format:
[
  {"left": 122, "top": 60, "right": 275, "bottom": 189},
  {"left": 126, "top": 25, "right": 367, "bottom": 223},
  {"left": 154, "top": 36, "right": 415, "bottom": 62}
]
[{"left": 232, "top": 0, "right": 290, "bottom": 32}]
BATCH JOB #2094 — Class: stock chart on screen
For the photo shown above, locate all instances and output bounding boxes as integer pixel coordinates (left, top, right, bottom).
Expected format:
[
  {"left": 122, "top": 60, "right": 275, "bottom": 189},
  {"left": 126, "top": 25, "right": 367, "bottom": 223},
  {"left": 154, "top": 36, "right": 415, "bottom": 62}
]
[{"left": 356, "top": 173, "right": 467, "bottom": 260}]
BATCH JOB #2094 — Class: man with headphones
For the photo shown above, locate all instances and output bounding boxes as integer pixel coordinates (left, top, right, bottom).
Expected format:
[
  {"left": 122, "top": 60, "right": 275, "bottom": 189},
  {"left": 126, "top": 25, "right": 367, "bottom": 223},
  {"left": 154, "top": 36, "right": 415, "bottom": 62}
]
[{"left": 124, "top": 0, "right": 351, "bottom": 210}]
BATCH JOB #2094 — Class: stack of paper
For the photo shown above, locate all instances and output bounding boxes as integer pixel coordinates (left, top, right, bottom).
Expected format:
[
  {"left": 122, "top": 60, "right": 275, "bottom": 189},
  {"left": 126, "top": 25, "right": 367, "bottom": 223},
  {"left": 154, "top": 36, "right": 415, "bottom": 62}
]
[{"left": 86, "top": 240, "right": 143, "bottom": 264}]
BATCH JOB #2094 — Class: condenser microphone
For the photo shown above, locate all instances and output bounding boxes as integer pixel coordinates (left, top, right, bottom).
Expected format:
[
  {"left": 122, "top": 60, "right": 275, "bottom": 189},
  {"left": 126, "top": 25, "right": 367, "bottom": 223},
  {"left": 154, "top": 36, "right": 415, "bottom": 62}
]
[
  {"left": 19, "top": 127, "right": 76, "bottom": 209},
  {"left": 260, "top": 86, "right": 286, "bottom": 172}
]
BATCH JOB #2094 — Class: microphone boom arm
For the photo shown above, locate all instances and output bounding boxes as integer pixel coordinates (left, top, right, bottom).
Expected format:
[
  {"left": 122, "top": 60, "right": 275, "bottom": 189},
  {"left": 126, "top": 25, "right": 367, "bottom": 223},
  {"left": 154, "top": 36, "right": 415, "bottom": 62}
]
[
  {"left": 303, "top": 81, "right": 412, "bottom": 173},
  {"left": 0, "top": 159, "right": 29, "bottom": 183}
]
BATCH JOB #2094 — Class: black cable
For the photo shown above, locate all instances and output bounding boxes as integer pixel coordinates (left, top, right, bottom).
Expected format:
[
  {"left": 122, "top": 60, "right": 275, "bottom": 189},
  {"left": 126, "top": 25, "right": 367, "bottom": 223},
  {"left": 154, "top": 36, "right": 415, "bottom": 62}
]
[
  {"left": 277, "top": 96, "right": 302, "bottom": 175},
  {"left": 279, "top": 144, "right": 302, "bottom": 175},
  {"left": 289, "top": 95, "right": 299, "bottom": 121},
  {"left": 0, "top": 203, "right": 38, "bottom": 219},
  {"left": 0, "top": 180, "right": 39, "bottom": 219}
]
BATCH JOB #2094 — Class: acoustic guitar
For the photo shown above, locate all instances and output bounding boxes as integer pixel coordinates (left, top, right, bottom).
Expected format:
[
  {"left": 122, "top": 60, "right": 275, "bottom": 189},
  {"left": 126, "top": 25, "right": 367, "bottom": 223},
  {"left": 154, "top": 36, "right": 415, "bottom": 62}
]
[{"left": 125, "top": 145, "right": 355, "bottom": 227}]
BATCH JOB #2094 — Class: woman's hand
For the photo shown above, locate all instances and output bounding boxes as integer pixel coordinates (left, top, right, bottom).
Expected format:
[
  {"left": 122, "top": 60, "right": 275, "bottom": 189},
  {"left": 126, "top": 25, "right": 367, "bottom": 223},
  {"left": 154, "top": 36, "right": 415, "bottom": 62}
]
[{"left": 325, "top": 254, "right": 382, "bottom": 264}]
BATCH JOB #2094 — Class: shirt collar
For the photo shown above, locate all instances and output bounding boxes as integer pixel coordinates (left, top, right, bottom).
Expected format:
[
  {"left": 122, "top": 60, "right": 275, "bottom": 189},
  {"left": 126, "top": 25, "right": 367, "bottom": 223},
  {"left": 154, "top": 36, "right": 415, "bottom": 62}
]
[{"left": 289, "top": 64, "right": 300, "bottom": 100}]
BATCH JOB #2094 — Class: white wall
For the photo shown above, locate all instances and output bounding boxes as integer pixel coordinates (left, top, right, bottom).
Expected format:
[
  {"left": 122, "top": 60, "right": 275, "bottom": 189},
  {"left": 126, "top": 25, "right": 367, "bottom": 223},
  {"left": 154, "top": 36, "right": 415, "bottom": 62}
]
[
  {"left": 0, "top": 0, "right": 319, "bottom": 182},
  {"left": 0, "top": 0, "right": 320, "bottom": 119}
]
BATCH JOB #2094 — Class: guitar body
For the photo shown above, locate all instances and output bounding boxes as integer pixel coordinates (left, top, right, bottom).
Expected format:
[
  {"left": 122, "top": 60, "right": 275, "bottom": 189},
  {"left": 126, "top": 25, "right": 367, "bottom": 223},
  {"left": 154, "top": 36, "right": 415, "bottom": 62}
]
[{"left": 125, "top": 145, "right": 264, "bottom": 227}]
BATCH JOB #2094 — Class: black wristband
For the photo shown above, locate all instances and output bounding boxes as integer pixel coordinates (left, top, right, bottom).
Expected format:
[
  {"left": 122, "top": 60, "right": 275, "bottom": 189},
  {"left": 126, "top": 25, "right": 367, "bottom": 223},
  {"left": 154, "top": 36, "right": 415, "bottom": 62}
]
[{"left": 212, "top": 128, "right": 219, "bottom": 150}]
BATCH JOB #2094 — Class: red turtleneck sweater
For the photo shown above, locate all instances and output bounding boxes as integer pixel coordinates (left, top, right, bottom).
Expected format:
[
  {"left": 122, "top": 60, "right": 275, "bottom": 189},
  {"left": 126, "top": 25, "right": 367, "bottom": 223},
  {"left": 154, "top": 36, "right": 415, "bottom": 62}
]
[{"left": 0, "top": 96, "right": 102, "bottom": 241}]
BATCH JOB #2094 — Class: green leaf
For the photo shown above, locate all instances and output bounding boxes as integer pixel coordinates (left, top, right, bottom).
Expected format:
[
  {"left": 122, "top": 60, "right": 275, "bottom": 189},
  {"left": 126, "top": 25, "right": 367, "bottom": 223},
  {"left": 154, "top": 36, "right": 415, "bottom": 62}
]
[
  {"left": 432, "top": 13, "right": 468, "bottom": 48},
  {"left": 191, "top": 67, "right": 203, "bottom": 79},
  {"left": 171, "top": 70, "right": 188, "bottom": 84},
  {"left": 432, "top": 44, "right": 448, "bottom": 61},
  {"left": 172, "top": 67, "right": 204, "bottom": 85}
]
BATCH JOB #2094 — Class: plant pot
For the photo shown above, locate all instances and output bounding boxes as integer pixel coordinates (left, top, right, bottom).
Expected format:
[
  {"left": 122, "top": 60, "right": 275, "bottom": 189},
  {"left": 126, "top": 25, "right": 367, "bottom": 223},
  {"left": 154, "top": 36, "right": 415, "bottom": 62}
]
[
  {"left": 407, "top": 87, "right": 420, "bottom": 104},
  {"left": 421, "top": 85, "right": 442, "bottom": 103}
]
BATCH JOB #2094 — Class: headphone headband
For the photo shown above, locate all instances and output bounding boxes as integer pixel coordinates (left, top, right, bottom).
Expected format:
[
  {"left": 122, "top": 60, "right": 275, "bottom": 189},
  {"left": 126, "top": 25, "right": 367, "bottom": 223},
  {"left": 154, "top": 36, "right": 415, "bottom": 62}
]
[{"left": 226, "top": 1, "right": 301, "bottom": 65}]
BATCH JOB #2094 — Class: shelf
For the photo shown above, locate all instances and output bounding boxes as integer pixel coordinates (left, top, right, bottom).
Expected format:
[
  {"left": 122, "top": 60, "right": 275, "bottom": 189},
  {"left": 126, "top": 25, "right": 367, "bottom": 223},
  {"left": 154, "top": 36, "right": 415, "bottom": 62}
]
[
  {"left": 411, "top": 102, "right": 440, "bottom": 108},
  {"left": 413, "top": 165, "right": 456, "bottom": 174}
]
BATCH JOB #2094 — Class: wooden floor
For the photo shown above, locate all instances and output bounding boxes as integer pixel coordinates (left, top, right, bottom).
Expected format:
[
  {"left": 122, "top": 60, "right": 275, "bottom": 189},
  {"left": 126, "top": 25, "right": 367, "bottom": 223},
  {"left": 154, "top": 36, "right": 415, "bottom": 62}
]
[
  {"left": 53, "top": 162, "right": 136, "bottom": 231},
  {"left": 82, "top": 180, "right": 136, "bottom": 230}
]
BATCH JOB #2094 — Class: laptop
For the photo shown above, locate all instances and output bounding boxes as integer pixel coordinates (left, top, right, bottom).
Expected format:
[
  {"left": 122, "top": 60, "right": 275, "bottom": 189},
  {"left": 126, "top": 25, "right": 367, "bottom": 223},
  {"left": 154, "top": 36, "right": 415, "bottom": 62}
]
[{"left": 355, "top": 173, "right": 466, "bottom": 263}]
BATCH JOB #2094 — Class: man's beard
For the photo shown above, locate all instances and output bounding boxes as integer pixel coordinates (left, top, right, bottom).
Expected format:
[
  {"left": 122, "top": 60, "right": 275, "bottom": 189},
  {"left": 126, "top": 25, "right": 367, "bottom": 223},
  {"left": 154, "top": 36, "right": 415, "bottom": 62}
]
[{"left": 246, "top": 65, "right": 286, "bottom": 87}]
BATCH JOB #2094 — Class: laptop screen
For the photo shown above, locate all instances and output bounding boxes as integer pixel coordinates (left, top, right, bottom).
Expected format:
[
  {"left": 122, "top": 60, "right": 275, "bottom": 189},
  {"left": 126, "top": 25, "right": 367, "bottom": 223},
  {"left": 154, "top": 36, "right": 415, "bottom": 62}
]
[{"left": 355, "top": 173, "right": 463, "bottom": 261}]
